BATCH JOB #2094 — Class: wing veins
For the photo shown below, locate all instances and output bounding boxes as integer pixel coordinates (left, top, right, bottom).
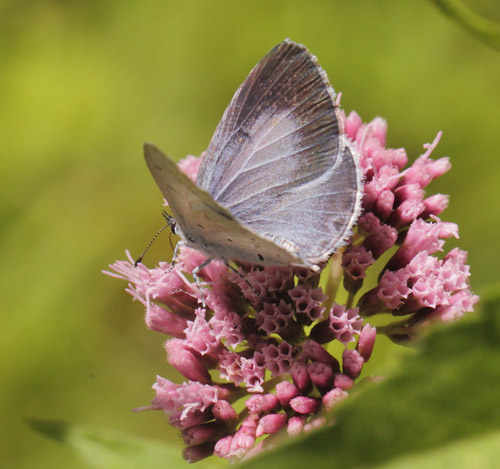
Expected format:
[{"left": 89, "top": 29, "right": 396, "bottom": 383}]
[
  {"left": 245, "top": 79, "right": 325, "bottom": 151},
  {"left": 214, "top": 96, "right": 330, "bottom": 199},
  {"left": 250, "top": 102, "right": 330, "bottom": 155},
  {"left": 232, "top": 139, "right": 323, "bottom": 177},
  {"left": 224, "top": 175, "right": 351, "bottom": 212},
  {"left": 217, "top": 128, "right": 340, "bottom": 204},
  {"left": 217, "top": 51, "right": 308, "bottom": 155}
]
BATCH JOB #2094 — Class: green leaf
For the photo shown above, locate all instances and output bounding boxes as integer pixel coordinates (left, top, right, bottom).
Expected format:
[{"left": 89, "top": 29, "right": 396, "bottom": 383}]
[
  {"left": 27, "top": 419, "right": 219, "bottom": 469},
  {"left": 241, "top": 295, "right": 500, "bottom": 469},
  {"left": 376, "top": 429, "right": 500, "bottom": 469}
]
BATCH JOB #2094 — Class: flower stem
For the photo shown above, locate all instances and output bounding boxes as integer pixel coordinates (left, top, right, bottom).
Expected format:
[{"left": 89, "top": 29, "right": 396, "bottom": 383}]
[
  {"left": 346, "top": 292, "right": 355, "bottom": 309},
  {"left": 431, "top": 0, "right": 500, "bottom": 51},
  {"left": 324, "top": 250, "right": 343, "bottom": 310}
]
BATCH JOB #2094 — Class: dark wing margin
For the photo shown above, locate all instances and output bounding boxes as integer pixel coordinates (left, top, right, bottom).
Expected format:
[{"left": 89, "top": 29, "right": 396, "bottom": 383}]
[{"left": 196, "top": 39, "right": 362, "bottom": 264}]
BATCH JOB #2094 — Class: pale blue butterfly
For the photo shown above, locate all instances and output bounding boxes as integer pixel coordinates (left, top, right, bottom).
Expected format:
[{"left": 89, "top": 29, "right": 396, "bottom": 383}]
[{"left": 143, "top": 39, "right": 362, "bottom": 280}]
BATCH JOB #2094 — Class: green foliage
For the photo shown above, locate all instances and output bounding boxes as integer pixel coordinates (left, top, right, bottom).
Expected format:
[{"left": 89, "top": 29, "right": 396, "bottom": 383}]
[{"left": 27, "top": 418, "right": 191, "bottom": 469}]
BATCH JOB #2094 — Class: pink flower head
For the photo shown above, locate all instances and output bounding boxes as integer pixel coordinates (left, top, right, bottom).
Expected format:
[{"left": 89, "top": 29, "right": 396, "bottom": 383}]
[
  {"left": 212, "top": 400, "right": 238, "bottom": 424},
  {"left": 327, "top": 304, "right": 363, "bottom": 346},
  {"left": 258, "top": 341, "right": 298, "bottom": 377},
  {"left": 182, "top": 421, "right": 228, "bottom": 446},
  {"left": 376, "top": 269, "right": 412, "bottom": 310},
  {"left": 287, "top": 415, "right": 307, "bottom": 436},
  {"left": 245, "top": 393, "right": 280, "bottom": 414},
  {"left": 288, "top": 284, "right": 328, "bottom": 322},
  {"left": 106, "top": 110, "right": 477, "bottom": 462},
  {"left": 358, "top": 213, "right": 398, "bottom": 259},
  {"left": 218, "top": 349, "right": 265, "bottom": 393},
  {"left": 145, "top": 302, "right": 189, "bottom": 337},
  {"left": 275, "top": 381, "right": 299, "bottom": 408},
  {"left": 308, "top": 361, "right": 334, "bottom": 394},
  {"left": 357, "top": 324, "right": 377, "bottom": 361},
  {"left": 256, "top": 299, "right": 294, "bottom": 335},
  {"left": 178, "top": 153, "right": 203, "bottom": 182},
  {"left": 342, "top": 349, "right": 364, "bottom": 379},
  {"left": 291, "top": 362, "right": 312, "bottom": 394},
  {"left": 342, "top": 245, "right": 375, "bottom": 294},
  {"left": 184, "top": 308, "right": 220, "bottom": 357},
  {"left": 322, "top": 387, "right": 348, "bottom": 411},
  {"left": 229, "top": 415, "right": 259, "bottom": 458},
  {"left": 152, "top": 377, "right": 224, "bottom": 420},
  {"left": 388, "top": 217, "right": 459, "bottom": 271},
  {"left": 256, "top": 413, "right": 288, "bottom": 437},
  {"left": 165, "top": 339, "right": 212, "bottom": 384},
  {"left": 290, "top": 396, "right": 321, "bottom": 414},
  {"left": 400, "top": 132, "right": 450, "bottom": 187}
]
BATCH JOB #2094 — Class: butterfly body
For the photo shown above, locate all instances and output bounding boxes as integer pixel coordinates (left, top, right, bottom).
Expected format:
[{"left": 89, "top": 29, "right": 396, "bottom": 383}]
[{"left": 144, "top": 39, "right": 362, "bottom": 271}]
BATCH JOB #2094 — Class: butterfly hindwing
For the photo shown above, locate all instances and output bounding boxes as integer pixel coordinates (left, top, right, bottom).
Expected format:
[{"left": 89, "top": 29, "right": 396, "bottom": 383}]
[{"left": 196, "top": 39, "right": 362, "bottom": 264}]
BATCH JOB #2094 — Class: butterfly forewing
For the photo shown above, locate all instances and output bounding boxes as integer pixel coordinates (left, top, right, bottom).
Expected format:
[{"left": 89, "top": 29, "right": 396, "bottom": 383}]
[
  {"left": 196, "top": 39, "right": 362, "bottom": 264},
  {"left": 143, "top": 143, "right": 310, "bottom": 267}
]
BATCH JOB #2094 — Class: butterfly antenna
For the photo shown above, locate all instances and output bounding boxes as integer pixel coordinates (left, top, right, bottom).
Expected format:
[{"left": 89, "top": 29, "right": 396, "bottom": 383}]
[{"left": 134, "top": 213, "right": 176, "bottom": 267}]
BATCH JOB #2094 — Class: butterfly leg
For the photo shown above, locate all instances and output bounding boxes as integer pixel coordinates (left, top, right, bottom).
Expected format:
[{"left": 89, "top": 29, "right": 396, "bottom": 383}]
[
  {"left": 192, "top": 257, "right": 213, "bottom": 307},
  {"left": 225, "top": 262, "right": 262, "bottom": 301},
  {"left": 169, "top": 241, "right": 186, "bottom": 271}
]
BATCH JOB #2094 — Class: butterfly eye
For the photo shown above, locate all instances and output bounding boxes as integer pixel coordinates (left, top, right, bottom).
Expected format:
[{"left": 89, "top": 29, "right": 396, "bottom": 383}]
[{"left": 162, "top": 210, "right": 177, "bottom": 235}]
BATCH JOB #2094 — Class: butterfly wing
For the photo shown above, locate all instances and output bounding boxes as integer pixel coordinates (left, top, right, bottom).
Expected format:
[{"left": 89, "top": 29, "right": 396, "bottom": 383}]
[
  {"left": 196, "top": 39, "right": 362, "bottom": 265},
  {"left": 144, "top": 143, "right": 311, "bottom": 267}
]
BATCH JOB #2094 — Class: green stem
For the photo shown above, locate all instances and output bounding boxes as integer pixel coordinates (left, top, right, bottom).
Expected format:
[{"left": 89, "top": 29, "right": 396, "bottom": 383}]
[
  {"left": 324, "top": 250, "right": 343, "bottom": 310},
  {"left": 432, "top": 0, "right": 500, "bottom": 51},
  {"left": 346, "top": 292, "right": 355, "bottom": 310}
]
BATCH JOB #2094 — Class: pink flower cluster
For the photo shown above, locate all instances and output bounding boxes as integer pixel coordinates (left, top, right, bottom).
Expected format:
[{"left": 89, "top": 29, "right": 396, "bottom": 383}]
[
  {"left": 342, "top": 112, "right": 478, "bottom": 341},
  {"left": 105, "top": 112, "right": 478, "bottom": 462},
  {"left": 107, "top": 247, "right": 374, "bottom": 462}
]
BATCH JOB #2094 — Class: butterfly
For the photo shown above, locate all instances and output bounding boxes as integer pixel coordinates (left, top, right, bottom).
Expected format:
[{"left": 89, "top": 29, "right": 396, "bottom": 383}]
[{"left": 143, "top": 39, "right": 362, "bottom": 275}]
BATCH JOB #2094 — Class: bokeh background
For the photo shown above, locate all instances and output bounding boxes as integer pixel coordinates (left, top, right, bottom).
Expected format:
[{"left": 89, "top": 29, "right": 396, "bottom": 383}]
[{"left": 2, "top": 1, "right": 500, "bottom": 468}]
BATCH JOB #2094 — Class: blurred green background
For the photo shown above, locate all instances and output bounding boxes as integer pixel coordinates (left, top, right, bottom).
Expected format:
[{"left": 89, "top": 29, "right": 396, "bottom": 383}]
[{"left": 1, "top": 1, "right": 500, "bottom": 468}]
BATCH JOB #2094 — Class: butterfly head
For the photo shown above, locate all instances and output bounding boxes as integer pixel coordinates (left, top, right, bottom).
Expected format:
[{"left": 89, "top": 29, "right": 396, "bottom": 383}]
[{"left": 162, "top": 210, "right": 177, "bottom": 236}]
